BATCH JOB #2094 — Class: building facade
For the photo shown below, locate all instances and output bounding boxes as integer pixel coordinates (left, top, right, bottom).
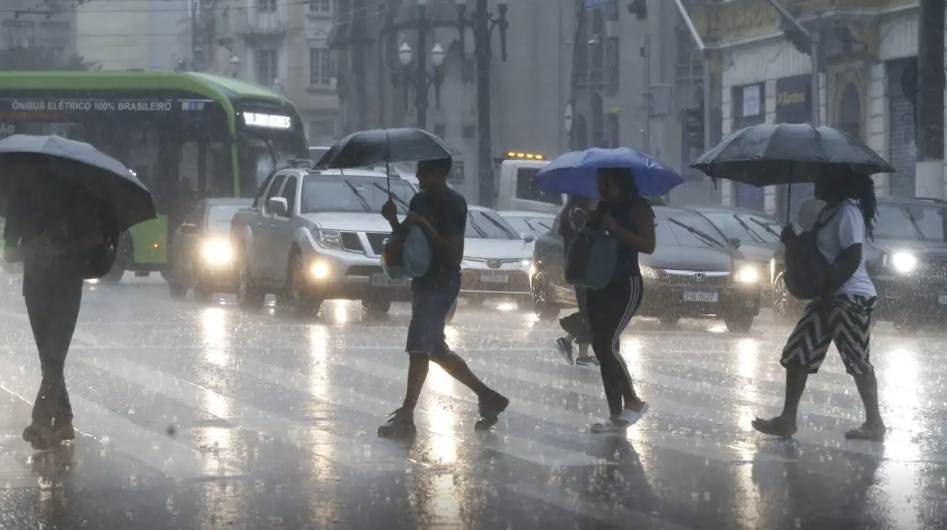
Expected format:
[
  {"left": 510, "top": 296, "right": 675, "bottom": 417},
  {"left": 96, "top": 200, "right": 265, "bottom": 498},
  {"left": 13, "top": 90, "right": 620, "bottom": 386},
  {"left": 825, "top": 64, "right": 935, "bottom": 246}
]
[
  {"left": 76, "top": 0, "right": 188, "bottom": 71},
  {"left": 692, "top": 0, "right": 944, "bottom": 217},
  {"left": 0, "top": 0, "right": 75, "bottom": 55}
]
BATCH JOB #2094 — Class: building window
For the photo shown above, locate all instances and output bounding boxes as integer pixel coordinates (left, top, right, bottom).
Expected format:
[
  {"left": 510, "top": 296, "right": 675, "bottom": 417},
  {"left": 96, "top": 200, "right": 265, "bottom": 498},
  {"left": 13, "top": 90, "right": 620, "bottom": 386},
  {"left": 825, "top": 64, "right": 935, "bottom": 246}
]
[
  {"left": 309, "top": 48, "right": 333, "bottom": 86},
  {"left": 258, "top": 0, "right": 277, "bottom": 12},
  {"left": 1, "top": 21, "right": 35, "bottom": 49},
  {"left": 309, "top": 0, "right": 331, "bottom": 12},
  {"left": 255, "top": 50, "right": 278, "bottom": 85}
]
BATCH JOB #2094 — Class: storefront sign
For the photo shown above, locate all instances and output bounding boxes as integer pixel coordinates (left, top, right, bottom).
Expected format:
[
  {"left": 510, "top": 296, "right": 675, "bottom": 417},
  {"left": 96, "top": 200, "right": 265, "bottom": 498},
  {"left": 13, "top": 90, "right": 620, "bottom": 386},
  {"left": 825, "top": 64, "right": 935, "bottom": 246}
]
[
  {"left": 242, "top": 112, "right": 291, "bottom": 129},
  {"left": 775, "top": 75, "right": 813, "bottom": 220}
]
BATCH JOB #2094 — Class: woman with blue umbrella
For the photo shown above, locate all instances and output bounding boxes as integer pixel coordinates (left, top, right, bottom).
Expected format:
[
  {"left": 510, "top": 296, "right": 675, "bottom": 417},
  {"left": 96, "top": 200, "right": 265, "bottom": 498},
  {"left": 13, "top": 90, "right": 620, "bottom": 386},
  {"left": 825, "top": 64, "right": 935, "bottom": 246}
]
[{"left": 535, "top": 148, "right": 683, "bottom": 432}]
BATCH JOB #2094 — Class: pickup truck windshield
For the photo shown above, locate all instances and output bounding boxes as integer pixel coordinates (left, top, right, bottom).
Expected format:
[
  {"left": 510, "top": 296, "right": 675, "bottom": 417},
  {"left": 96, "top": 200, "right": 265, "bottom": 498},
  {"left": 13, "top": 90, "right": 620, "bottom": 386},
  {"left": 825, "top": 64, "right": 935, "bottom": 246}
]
[
  {"left": 466, "top": 210, "right": 519, "bottom": 240},
  {"left": 301, "top": 176, "right": 417, "bottom": 214}
]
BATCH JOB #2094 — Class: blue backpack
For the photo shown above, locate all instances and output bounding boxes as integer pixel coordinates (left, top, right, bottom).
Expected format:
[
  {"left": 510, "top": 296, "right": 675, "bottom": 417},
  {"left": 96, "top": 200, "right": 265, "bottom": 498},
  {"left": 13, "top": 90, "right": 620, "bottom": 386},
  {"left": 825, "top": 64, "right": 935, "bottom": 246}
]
[
  {"left": 565, "top": 226, "right": 617, "bottom": 290},
  {"left": 381, "top": 224, "right": 432, "bottom": 279}
]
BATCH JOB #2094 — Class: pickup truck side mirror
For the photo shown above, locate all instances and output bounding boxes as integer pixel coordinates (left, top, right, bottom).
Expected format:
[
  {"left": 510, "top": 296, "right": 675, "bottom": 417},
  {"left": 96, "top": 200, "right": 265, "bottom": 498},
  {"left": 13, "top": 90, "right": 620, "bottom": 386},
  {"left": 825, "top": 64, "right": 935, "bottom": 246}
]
[
  {"left": 178, "top": 223, "right": 200, "bottom": 235},
  {"left": 521, "top": 232, "right": 535, "bottom": 243},
  {"left": 267, "top": 197, "right": 289, "bottom": 217},
  {"left": 729, "top": 237, "right": 741, "bottom": 249}
]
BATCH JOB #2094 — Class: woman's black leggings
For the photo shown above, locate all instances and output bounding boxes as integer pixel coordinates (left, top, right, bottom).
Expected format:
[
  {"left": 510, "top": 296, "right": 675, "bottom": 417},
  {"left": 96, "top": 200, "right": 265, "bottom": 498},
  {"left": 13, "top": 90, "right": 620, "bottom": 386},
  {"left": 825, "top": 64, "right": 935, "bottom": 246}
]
[{"left": 586, "top": 274, "right": 643, "bottom": 417}]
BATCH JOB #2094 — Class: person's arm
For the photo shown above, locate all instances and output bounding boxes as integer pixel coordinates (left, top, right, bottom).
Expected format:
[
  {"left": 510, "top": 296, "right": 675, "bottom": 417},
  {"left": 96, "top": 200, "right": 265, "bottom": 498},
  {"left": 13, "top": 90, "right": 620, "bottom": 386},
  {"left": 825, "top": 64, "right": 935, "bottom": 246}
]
[
  {"left": 822, "top": 204, "right": 863, "bottom": 295},
  {"left": 603, "top": 199, "right": 656, "bottom": 254}
]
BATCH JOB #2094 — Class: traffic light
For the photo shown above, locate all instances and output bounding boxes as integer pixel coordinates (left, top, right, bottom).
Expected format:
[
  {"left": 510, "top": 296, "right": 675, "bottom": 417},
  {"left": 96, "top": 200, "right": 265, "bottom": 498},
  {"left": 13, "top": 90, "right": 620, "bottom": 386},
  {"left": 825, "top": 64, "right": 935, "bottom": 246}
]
[{"left": 684, "top": 105, "right": 704, "bottom": 148}]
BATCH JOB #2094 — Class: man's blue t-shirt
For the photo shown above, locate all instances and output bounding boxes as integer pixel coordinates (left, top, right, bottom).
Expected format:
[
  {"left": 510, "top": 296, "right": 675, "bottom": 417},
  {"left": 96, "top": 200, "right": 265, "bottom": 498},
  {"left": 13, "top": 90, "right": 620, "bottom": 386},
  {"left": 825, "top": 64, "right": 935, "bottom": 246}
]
[{"left": 408, "top": 188, "right": 466, "bottom": 290}]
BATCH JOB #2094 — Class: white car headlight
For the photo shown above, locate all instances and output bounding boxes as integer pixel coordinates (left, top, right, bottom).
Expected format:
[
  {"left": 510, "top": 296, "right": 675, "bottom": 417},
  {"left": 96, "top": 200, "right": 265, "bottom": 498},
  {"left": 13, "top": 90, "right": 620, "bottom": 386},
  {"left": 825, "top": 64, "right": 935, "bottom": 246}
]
[
  {"left": 734, "top": 264, "right": 759, "bottom": 283},
  {"left": 313, "top": 228, "right": 342, "bottom": 249},
  {"left": 201, "top": 239, "right": 232, "bottom": 264},
  {"left": 520, "top": 259, "right": 531, "bottom": 268},
  {"left": 640, "top": 265, "right": 659, "bottom": 279},
  {"left": 889, "top": 251, "right": 917, "bottom": 273}
]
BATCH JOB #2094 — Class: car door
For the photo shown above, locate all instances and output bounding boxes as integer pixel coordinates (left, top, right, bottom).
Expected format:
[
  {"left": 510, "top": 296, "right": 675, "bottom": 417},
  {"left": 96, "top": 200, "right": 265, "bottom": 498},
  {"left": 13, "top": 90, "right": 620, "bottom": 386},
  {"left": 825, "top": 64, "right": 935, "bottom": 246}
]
[
  {"left": 257, "top": 173, "right": 286, "bottom": 279},
  {"left": 270, "top": 175, "right": 298, "bottom": 283}
]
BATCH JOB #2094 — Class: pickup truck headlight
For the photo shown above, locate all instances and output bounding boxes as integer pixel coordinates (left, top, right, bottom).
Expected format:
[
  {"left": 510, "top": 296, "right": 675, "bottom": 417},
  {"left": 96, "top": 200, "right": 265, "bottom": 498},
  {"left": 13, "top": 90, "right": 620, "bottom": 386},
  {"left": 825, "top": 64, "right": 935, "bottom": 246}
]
[
  {"left": 313, "top": 229, "right": 342, "bottom": 249},
  {"left": 886, "top": 251, "right": 917, "bottom": 273},
  {"left": 733, "top": 263, "right": 759, "bottom": 283}
]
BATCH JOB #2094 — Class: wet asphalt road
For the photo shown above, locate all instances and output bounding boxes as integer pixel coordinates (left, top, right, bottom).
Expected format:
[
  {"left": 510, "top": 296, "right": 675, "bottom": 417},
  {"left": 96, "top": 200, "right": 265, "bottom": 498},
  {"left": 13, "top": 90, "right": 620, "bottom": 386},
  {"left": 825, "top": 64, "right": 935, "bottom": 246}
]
[{"left": 0, "top": 274, "right": 946, "bottom": 530}]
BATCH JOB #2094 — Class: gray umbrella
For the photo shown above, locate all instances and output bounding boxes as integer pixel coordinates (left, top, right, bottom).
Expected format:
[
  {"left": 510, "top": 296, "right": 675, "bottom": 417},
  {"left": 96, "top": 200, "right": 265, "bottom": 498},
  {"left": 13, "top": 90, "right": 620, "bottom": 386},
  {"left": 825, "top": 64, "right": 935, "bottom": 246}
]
[
  {"left": 315, "top": 128, "right": 457, "bottom": 169},
  {"left": 0, "top": 134, "right": 156, "bottom": 231},
  {"left": 690, "top": 123, "right": 895, "bottom": 185}
]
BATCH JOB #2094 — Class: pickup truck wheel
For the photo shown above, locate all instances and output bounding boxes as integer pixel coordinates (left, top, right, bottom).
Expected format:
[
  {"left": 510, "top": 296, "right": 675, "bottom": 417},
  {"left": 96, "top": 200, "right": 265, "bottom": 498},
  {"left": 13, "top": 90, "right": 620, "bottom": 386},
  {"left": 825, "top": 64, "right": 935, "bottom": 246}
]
[
  {"left": 362, "top": 299, "right": 392, "bottom": 316},
  {"left": 237, "top": 260, "right": 265, "bottom": 311},
  {"left": 283, "top": 253, "right": 320, "bottom": 318}
]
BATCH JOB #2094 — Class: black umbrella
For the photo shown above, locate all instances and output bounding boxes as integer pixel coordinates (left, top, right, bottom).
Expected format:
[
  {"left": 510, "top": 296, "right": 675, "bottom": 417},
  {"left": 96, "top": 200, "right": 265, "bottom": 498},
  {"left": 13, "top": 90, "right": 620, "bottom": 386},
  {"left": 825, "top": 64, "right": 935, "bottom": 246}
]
[
  {"left": 690, "top": 123, "right": 895, "bottom": 185},
  {"left": 316, "top": 128, "right": 456, "bottom": 170},
  {"left": 0, "top": 134, "right": 155, "bottom": 232}
]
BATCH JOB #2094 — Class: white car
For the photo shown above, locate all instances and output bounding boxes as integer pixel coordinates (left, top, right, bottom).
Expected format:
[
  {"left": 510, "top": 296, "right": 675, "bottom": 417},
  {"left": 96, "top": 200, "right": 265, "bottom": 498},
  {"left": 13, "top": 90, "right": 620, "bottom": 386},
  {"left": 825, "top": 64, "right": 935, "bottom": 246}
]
[
  {"left": 497, "top": 210, "right": 556, "bottom": 255},
  {"left": 459, "top": 206, "right": 535, "bottom": 307}
]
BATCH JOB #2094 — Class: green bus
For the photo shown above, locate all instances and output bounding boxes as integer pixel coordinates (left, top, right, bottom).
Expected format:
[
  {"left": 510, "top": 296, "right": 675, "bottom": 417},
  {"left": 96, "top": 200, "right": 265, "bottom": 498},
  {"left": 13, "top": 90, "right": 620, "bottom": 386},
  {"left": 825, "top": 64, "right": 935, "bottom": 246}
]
[{"left": 0, "top": 71, "right": 308, "bottom": 281}]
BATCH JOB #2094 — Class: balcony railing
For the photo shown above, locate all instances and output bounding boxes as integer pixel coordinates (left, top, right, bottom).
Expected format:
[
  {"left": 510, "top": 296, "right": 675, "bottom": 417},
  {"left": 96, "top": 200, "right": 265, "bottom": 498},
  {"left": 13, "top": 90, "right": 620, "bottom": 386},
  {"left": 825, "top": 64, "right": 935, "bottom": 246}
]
[{"left": 235, "top": 5, "right": 289, "bottom": 35}]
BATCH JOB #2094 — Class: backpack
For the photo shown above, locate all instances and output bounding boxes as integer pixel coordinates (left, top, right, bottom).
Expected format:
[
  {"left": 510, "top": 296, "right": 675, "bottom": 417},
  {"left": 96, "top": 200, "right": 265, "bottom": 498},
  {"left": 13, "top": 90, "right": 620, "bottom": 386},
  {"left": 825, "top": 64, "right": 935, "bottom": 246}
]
[
  {"left": 565, "top": 226, "right": 617, "bottom": 290},
  {"left": 783, "top": 206, "right": 841, "bottom": 300}
]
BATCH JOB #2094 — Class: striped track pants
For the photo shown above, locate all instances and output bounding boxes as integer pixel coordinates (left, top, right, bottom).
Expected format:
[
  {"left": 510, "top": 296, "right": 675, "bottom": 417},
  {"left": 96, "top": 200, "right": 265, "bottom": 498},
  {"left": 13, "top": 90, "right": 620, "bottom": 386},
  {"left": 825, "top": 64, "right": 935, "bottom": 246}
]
[{"left": 587, "top": 274, "right": 644, "bottom": 417}]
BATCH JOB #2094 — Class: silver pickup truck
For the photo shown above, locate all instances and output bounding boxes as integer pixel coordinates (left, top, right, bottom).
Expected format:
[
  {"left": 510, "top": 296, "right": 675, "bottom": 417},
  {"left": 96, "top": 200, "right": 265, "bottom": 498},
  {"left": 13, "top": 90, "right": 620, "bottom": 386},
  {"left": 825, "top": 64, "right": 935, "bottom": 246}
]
[{"left": 230, "top": 166, "right": 418, "bottom": 316}]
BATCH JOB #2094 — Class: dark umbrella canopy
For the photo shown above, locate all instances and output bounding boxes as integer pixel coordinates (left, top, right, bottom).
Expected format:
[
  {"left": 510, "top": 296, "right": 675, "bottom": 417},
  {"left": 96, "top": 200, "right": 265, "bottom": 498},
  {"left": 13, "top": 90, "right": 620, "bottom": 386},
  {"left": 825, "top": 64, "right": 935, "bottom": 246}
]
[
  {"left": 0, "top": 134, "right": 155, "bottom": 232},
  {"left": 690, "top": 123, "right": 895, "bottom": 186},
  {"left": 316, "top": 128, "right": 457, "bottom": 169}
]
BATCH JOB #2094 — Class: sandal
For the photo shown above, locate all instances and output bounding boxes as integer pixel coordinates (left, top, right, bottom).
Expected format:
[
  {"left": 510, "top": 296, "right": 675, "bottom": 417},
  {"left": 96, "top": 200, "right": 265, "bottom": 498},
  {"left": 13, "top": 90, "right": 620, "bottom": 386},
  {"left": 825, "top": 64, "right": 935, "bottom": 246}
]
[
  {"left": 844, "top": 423, "right": 885, "bottom": 442},
  {"left": 751, "top": 416, "right": 797, "bottom": 439}
]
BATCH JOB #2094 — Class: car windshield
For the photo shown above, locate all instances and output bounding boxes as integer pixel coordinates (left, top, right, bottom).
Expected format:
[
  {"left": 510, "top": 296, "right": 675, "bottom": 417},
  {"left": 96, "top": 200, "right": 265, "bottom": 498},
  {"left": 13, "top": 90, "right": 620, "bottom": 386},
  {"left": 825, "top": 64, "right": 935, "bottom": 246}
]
[
  {"left": 874, "top": 203, "right": 947, "bottom": 241},
  {"left": 206, "top": 205, "right": 245, "bottom": 229},
  {"left": 702, "top": 212, "right": 780, "bottom": 244},
  {"left": 657, "top": 213, "right": 727, "bottom": 248},
  {"left": 503, "top": 215, "right": 554, "bottom": 236},
  {"left": 466, "top": 210, "right": 520, "bottom": 240},
  {"left": 301, "top": 175, "right": 417, "bottom": 214}
]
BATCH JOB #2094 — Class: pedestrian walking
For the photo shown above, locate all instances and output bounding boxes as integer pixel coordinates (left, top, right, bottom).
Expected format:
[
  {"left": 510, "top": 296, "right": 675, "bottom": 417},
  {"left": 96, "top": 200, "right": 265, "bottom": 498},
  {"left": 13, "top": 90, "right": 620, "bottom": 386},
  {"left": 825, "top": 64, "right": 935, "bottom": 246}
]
[
  {"left": 554, "top": 195, "right": 599, "bottom": 367},
  {"left": 752, "top": 169, "right": 884, "bottom": 441},
  {"left": 3, "top": 170, "right": 106, "bottom": 450},
  {"left": 582, "top": 167, "right": 655, "bottom": 433},
  {"left": 378, "top": 157, "right": 509, "bottom": 438}
]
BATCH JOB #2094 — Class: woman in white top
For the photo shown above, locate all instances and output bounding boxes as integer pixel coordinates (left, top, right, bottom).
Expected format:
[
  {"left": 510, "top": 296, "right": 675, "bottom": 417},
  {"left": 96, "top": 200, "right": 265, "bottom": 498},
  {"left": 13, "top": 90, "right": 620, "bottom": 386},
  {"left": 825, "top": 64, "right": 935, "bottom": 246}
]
[{"left": 752, "top": 169, "right": 885, "bottom": 442}]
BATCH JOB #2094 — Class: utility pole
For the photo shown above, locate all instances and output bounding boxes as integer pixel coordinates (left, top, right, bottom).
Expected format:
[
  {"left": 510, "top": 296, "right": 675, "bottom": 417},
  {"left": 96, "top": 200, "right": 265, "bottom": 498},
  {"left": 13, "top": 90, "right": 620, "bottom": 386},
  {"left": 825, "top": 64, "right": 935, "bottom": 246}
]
[
  {"left": 672, "top": 0, "right": 712, "bottom": 149},
  {"left": 351, "top": 0, "right": 369, "bottom": 130},
  {"left": 473, "top": 0, "right": 495, "bottom": 207},
  {"left": 414, "top": 2, "right": 430, "bottom": 129},
  {"left": 915, "top": 0, "right": 945, "bottom": 198}
]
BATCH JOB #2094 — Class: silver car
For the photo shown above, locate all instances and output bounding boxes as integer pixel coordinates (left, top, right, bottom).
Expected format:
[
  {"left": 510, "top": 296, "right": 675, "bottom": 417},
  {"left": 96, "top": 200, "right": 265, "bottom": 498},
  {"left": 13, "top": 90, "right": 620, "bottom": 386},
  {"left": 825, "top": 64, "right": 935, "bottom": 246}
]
[{"left": 459, "top": 206, "right": 535, "bottom": 307}]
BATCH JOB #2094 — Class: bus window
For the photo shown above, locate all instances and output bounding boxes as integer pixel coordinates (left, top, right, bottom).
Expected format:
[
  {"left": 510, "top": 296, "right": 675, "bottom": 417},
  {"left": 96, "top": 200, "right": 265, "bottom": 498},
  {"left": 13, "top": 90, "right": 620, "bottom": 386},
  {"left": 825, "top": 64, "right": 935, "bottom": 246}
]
[
  {"left": 238, "top": 135, "right": 277, "bottom": 197},
  {"left": 515, "top": 167, "right": 560, "bottom": 205},
  {"left": 207, "top": 141, "right": 233, "bottom": 196},
  {"left": 178, "top": 142, "right": 200, "bottom": 193}
]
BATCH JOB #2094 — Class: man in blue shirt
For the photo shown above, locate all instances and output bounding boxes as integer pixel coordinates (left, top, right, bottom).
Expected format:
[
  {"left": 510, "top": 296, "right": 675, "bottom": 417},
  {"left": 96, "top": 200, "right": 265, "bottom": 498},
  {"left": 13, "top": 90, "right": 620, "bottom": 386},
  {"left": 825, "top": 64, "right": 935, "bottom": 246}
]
[
  {"left": 3, "top": 169, "right": 103, "bottom": 450},
  {"left": 378, "top": 157, "right": 509, "bottom": 439}
]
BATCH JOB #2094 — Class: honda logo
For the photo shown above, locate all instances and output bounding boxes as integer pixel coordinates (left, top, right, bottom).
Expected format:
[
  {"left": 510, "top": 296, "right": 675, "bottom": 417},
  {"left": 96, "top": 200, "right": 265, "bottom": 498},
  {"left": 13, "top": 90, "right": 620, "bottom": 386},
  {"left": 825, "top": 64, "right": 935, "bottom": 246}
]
[
  {"left": 487, "top": 259, "right": 501, "bottom": 269},
  {"left": 693, "top": 272, "right": 704, "bottom": 282}
]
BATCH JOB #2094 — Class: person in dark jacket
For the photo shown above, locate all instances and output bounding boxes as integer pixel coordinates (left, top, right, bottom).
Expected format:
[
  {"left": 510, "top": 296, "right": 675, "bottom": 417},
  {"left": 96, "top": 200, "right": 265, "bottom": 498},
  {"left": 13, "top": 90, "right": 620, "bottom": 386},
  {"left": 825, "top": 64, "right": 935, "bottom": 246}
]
[
  {"left": 583, "top": 167, "right": 655, "bottom": 433},
  {"left": 554, "top": 195, "right": 599, "bottom": 366},
  {"left": 3, "top": 168, "right": 104, "bottom": 450}
]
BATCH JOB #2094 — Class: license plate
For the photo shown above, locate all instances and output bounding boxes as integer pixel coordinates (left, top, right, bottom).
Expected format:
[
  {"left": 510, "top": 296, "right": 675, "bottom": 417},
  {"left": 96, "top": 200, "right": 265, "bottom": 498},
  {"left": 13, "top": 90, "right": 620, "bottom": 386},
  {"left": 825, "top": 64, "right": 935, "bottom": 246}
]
[
  {"left": 480, "top": 273, "right": 509, "bottom": 284},
  {"left": 939, "top": 293, "right": 947, "bottom": 305},
  {"left": 683, "top": 290, "right": 718, "bottom": 303},
  {"left": 371, "top": 273, "right": 407, "bottom": 287}
]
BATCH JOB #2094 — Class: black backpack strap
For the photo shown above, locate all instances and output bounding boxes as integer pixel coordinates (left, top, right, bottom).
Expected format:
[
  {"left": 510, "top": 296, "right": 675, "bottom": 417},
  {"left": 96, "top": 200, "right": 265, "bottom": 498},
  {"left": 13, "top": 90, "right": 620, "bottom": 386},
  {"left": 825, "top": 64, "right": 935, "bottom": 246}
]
[{"left": 810, "top": 203, "right": 844, "bottom": 233}]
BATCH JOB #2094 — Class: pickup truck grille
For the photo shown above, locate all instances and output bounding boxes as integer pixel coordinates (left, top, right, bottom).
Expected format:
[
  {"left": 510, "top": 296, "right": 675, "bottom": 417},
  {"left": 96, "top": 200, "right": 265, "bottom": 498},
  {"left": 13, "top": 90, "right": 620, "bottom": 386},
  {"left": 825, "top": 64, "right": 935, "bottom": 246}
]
[
  {"left": 365, "top": 233, "right": 388, "bottom": 255},
  {"left": 340, "top": 232, "right": 363, "bottom": 252}
]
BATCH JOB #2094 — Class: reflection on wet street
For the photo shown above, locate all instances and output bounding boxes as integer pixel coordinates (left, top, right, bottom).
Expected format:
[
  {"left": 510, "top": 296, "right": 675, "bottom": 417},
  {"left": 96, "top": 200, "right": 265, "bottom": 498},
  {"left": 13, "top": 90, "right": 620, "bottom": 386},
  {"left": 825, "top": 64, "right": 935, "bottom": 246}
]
[{"left": 1, "top": 277, "right": 946, "bottom": 529}]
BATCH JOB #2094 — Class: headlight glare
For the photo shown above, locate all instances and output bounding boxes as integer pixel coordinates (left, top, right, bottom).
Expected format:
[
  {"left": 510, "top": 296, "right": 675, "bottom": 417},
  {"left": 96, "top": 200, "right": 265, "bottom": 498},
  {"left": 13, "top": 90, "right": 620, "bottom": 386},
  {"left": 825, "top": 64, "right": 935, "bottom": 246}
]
[
  {"left": 735, "top": 265, "right": 759, "bottom": 283},
  {"left": 640, "top": 265, "right": 658, "bottom": 279},
  {"left": 201, "top": 240, "right": 232, "bottom": 264},
  {"left": 311, "top": 261, "right": 330, "bottom": 278},
  {"left": 890, "top": 252, "right": 917, "bottom": 273}
]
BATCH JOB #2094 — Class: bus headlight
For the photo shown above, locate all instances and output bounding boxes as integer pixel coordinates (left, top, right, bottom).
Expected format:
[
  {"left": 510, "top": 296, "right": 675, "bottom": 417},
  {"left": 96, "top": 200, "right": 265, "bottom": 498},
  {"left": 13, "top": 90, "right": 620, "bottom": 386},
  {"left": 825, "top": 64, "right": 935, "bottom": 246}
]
[
  {"left": 734, "top": 264, "right": 759, "bottom": 283},
  {"left": 202, "top": 240, "right": 232, "bottom": 264},
  {"left": 889, "top": 252, "right": 917, "bottom": 273}
]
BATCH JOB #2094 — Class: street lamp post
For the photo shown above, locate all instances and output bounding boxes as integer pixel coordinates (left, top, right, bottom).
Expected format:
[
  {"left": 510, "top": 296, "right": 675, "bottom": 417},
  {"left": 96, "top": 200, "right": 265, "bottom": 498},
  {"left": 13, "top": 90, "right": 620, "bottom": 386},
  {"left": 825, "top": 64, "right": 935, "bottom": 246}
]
[
  {"left": 455, "top": 0, "right": 509, "bottom": 208},
  {"left": 398, "top": 42, "right": 446, "bottom": 127},
  {"left": 227, "top": 55, "right": 241, "bottom": 78}
]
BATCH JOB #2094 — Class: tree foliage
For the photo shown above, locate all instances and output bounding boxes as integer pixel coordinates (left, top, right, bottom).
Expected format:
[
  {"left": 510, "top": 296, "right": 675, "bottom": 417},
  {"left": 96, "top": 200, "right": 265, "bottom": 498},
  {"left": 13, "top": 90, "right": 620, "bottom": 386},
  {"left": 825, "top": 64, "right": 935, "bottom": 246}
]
[{"left": 0, "top": 47, "right": 99, "bottom": 72}]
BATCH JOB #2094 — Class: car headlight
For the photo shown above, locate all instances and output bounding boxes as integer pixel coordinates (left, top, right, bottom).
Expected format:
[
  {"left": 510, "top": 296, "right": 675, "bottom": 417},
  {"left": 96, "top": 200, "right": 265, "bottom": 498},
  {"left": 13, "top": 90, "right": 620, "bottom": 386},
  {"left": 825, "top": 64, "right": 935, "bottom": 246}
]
[
  {"left": 640, "top": 265, "right": 659, "bottom": 279},
  {"left": 734, "top": 264, "right": 759, "bottom": 283},
  {"left": 311, "top": 261, "right": 330, "bottom": 278},
  {"left": 521, "top": 259, "right": 531, "bottom": 268},
  {"left": 313, "top": 228, "right": 342, "bottom": 249},
  {"left": 201, "top": 239, "right": 232, "bottom": 264},
  {"left": 888, "top": 251, "right": 917, "bottom": 273}
]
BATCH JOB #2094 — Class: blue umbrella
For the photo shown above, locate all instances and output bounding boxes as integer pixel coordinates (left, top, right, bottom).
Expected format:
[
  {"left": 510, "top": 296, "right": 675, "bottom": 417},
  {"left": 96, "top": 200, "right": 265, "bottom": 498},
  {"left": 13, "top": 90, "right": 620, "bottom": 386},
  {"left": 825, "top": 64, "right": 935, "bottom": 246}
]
[{"left": 534, "top": 148, "right": 684, "bottom": 198}]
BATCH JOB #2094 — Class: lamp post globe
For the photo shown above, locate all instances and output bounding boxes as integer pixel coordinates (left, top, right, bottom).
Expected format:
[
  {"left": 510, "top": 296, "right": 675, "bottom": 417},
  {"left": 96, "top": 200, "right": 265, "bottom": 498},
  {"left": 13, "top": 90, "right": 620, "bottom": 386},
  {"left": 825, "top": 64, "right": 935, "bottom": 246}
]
[
  {"left": 430, "top": 43, "right": 446, "bottom": 67},
  {"left": 398, "top": 42, "right": 413, "bottom": 66}
]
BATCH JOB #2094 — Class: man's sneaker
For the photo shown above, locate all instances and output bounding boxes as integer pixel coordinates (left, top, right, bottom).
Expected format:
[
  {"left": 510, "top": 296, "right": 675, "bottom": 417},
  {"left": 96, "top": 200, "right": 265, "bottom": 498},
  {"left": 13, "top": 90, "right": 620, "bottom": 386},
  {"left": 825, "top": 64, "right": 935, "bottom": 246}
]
[
  {"left": 475, "top": 391, "right": 510, "bottom": 431},
  {"left": 22, "top": 423, "right": 59, "bottom": 451},
  {"left": 377, "top": 408, "right": 417, "bottom": 439},
  {"left": 554, "top": 338, "right": 574, "bottom": 365},
  {"left": 575, "top": 356, "right": 600, "bottom": 367}
]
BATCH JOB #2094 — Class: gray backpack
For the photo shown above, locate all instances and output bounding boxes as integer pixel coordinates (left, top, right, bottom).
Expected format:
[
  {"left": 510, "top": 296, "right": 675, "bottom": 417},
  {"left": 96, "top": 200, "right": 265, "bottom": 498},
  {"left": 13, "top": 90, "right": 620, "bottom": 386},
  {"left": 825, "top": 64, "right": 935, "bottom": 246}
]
[{"left": 783, "top": 207, "right": 840, "bottom": 300}]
